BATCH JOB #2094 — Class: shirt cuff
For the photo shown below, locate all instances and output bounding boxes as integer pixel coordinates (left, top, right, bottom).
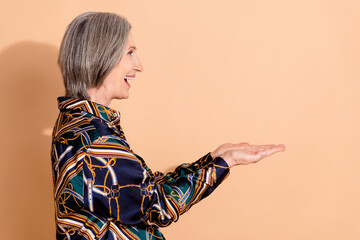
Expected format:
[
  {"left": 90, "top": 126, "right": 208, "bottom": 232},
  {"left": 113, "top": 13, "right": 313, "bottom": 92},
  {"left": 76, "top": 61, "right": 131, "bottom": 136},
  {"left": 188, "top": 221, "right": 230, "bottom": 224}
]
[
  {"left": 199, "top": 156, "right": 230, "bottom": 200},
  {"left": 213, "top": 156, "right": 230, "bottom": 169},
  {"left": 211, "top": 156, "right": 230, "bottom": 184}
]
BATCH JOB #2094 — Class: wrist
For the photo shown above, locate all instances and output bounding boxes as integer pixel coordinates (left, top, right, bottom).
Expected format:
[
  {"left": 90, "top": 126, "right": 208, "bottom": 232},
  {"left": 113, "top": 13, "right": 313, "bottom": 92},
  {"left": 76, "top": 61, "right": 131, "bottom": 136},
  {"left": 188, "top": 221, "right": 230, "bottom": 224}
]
[{"left": 220, "top": 151, "right": 234, "bottom": 168}]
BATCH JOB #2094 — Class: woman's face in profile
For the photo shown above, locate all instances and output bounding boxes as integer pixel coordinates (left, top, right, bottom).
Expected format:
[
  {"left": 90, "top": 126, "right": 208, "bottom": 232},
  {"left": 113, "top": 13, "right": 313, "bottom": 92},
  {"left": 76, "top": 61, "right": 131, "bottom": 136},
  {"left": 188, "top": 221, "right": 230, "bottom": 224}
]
[{"left": 101, "top": 30, "right": 143, "bottom": 101}]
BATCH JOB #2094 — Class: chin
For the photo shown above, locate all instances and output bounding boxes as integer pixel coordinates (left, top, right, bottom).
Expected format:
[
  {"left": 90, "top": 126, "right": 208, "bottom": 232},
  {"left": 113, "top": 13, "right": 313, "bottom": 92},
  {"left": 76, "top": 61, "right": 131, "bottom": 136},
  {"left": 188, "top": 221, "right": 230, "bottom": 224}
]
[{"left": 115, "top": 94, "right": 129, "bottom": 100}]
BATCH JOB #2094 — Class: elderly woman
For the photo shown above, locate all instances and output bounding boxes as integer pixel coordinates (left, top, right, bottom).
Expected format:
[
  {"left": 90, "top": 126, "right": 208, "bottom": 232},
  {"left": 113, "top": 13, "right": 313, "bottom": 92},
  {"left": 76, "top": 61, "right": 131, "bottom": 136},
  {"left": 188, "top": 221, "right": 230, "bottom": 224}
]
[{"left": 51, "top": 12, "right": 285, "bottom": 240}]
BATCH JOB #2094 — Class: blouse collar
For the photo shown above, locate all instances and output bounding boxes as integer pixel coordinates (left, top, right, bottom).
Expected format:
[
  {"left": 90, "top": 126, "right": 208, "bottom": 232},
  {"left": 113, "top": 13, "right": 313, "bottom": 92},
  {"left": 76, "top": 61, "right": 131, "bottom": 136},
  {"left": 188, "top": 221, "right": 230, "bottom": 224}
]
[{"left": 57, "top": 96, "right": 121, "bottom": 124}]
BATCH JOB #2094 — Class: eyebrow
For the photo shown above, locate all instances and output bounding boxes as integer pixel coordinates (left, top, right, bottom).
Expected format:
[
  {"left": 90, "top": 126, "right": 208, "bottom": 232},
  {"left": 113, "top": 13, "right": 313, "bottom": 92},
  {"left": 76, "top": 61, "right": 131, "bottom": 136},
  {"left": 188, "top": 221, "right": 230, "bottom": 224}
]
[{"left": 128, "top": 46, "right": 137, "bottom": 50}]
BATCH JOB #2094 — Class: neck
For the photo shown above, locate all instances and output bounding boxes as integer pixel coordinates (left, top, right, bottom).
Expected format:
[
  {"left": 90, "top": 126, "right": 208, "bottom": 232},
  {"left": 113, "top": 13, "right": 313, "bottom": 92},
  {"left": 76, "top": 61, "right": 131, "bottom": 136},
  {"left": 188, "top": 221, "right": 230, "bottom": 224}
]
[{"left": 87, "top": 87, "right": 111, "bottom": 107}]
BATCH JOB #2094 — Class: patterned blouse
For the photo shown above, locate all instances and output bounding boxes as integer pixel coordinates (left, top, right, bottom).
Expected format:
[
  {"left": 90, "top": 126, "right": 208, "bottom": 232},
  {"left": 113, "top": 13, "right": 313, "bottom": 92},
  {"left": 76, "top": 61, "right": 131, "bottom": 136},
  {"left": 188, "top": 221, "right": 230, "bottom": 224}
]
[{"left": 51, "top": 97, "right": 230, "bottom": 240}]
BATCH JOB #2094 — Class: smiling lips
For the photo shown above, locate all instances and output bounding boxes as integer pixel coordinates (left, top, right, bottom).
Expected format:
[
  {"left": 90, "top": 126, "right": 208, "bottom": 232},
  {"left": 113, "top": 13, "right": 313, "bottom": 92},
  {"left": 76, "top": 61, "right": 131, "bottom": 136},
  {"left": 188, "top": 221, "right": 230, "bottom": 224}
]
[
  {"left": 124, "top": 75, "right": 135, "bottom": 80},
  {"left": 124, "top": 75, "right": 135, "bottom": 87}
]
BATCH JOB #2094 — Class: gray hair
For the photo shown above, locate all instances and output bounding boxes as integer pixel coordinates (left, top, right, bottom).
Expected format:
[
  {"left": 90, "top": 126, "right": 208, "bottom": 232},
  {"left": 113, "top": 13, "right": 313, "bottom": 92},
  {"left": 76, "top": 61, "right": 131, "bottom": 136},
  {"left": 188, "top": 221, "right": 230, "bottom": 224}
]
[{"left": 58, "top": 12, "right": 132, "bottom": 99}]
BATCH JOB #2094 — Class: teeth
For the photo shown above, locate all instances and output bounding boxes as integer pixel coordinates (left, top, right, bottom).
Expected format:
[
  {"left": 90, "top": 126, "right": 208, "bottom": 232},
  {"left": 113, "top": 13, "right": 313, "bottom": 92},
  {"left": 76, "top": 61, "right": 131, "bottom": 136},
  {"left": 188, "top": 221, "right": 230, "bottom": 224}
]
[{"left": 124, "top": 76, "right": 135, "bottom": 80}]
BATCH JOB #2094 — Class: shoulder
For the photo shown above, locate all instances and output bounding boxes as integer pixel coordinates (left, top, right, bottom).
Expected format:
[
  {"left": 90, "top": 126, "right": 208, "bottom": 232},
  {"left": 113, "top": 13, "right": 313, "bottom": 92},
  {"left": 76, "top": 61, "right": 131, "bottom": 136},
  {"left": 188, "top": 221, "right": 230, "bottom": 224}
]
[{"left": 52, "top": 110, "right": 117, "bottom": 152}]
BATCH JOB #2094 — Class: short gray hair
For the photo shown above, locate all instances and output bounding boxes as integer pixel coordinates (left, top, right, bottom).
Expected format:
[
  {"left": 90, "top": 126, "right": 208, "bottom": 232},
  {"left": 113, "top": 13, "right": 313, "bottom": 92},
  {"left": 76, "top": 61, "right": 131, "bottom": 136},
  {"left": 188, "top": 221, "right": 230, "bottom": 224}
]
[{"left": 58, "top": 12, "right": 132, "bottom": 99}]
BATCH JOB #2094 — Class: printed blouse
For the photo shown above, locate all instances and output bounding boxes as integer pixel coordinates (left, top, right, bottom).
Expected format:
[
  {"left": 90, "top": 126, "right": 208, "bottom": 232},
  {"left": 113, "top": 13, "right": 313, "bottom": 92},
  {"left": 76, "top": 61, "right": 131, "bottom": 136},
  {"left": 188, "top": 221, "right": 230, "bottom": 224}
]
[{"left": 51, "top": 97, "right": 230, "bottom": 239}]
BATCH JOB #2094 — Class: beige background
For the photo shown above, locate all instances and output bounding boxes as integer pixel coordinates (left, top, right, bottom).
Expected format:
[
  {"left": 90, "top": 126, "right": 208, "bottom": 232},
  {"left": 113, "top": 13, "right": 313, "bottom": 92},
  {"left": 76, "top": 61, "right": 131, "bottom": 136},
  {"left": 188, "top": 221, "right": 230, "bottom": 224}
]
[{"left": 1, "top": 0, "right": 359, "bottom": 239}]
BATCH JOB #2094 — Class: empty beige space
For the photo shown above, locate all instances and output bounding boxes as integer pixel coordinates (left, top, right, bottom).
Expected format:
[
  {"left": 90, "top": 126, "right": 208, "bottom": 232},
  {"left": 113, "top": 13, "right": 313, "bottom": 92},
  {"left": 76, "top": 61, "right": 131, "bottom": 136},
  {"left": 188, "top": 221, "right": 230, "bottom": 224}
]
[{"left": 0, "top": 0, "right": 359, "bottom": 239}]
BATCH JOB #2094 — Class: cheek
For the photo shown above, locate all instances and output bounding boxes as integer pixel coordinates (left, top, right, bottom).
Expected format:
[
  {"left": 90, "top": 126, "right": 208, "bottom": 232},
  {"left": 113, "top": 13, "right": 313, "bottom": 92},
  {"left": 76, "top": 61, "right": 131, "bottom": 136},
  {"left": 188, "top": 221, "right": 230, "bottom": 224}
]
[{"left": 121, "top": 60, "right": 133, "bottom": 72}]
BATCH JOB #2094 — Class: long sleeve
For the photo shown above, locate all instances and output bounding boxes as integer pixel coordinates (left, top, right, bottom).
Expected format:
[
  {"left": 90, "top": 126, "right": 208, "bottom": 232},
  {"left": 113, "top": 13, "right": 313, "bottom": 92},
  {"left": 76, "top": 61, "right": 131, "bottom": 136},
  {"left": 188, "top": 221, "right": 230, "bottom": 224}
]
[
  {"left": 52, "top": 96, "right": 230, "bottom": 239},
  {"left": 82, "top": 135, "right": 230, "bottom": 228}
]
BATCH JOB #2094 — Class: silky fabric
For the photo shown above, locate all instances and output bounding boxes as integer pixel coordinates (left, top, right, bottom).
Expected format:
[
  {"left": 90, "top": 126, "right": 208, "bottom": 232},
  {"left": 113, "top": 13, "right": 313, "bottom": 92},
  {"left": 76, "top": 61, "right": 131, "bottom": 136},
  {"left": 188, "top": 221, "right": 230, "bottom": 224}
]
[{"left": 51, "top": 97, "right": 230, "bottom": 239}]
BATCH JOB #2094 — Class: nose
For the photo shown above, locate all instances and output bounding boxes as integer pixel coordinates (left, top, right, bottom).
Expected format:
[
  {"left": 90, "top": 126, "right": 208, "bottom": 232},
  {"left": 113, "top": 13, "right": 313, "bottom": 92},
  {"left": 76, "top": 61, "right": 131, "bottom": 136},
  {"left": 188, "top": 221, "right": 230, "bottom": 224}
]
[{"left": 134, "top": 56, "right": 143, "bottom": 72}]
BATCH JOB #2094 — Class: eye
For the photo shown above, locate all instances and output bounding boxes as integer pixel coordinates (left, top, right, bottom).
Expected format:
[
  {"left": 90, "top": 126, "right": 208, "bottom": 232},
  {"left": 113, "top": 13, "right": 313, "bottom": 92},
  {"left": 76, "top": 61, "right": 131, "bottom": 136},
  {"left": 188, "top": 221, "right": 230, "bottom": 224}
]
[{"left": 128, "top": 50, "right": 133, "bottom": 55}]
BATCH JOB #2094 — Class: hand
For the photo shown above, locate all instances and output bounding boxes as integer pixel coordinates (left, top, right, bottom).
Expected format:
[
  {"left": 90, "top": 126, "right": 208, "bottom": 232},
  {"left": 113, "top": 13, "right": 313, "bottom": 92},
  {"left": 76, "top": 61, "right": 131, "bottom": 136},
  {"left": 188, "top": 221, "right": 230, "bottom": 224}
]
[
  {"left": 213, "top": 143, "right": 285, "bottom": 168},
  {"left": 211, "top": 142, "right": 250, "bottom": 159}
]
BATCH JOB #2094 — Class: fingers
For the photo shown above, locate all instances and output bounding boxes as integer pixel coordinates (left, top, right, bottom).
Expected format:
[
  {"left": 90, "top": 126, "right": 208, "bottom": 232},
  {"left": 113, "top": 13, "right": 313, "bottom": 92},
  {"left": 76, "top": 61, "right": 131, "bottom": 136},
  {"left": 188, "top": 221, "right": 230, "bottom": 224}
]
[
  {"left": 265, "top": 145, "right": 285, "bottom": 156},
  {"left": 247, "top": 144, "right": 285, "bottom": 152},
  {"left": 246, "top": 144, "right": 285, "bottom": 164},
  {"left": 226, "top": 143, "right": 285, "bottom": 158},
  {"left": 220, "top": 143, "right": 285, "bottom": 166},
  {"left": 215, "top": 142, "right": 285, "bottom": 165},
  {"left": 256, "top": 144, "right": 285, "bottom": 158}
]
